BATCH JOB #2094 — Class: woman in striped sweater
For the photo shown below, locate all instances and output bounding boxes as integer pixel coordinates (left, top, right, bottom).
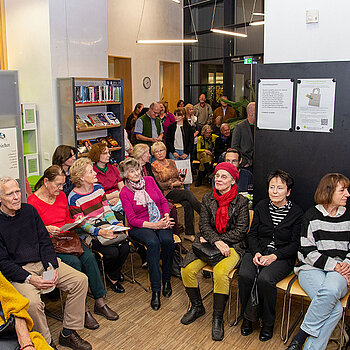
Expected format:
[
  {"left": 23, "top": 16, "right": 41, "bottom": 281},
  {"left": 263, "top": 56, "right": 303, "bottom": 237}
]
[
  {"left": 68, "top": 158, "right": 129, "bottom": 294},
  {"left": 287, "top": 173, "right": 350, "bottom": 350},
  {"left": 239, "top": 170, "right": 303, "bottom": 342}
]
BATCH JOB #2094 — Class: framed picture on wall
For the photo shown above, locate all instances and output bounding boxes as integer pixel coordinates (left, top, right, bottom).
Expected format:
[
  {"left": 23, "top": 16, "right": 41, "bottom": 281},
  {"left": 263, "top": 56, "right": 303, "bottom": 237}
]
[
  {"left": 21, "top": 103, "right": 37, "bottom": 130},
  {"left": 25, "top": 154, "right": 39, "bottom": 177}
]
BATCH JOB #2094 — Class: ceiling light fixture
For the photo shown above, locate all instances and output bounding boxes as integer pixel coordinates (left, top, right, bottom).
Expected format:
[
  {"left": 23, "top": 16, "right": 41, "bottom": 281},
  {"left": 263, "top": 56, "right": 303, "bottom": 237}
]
[
  {"left": 136, "top": 0, "right": 197, "bottom": 44},
  {"left": 253, "top": 12, "right": 264, "bottom": 16},
  {"left": 210, "top": 0, "right": 248, "bottom": 38},
  {"left": 137, "top": 39, "right": 198, "bottom": 44},
  {"left": 211, "top": 29, "right": 247, "bottom": 38},
  {"left": 249, "top": 21, "right": 265, "bottom": 26}
]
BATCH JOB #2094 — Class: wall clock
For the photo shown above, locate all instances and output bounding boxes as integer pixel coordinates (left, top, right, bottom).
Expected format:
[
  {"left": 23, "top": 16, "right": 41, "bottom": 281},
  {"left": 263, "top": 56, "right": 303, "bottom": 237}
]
[{"left": 143, "top": 76, "right": 151, "bottom": 89}]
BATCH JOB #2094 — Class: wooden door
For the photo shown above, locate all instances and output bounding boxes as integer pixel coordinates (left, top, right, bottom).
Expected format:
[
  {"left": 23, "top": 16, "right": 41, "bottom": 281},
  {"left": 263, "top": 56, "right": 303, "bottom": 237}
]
[
  {"left": 108, "top": 56, "right": 132, "bottom": 125},
  {"left": 159, "top": 61, "right": 180, "bottom": 115}
]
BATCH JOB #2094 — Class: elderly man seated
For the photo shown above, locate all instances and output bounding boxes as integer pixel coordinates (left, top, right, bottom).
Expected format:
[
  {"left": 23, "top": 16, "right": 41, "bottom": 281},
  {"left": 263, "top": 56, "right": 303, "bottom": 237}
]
[
  {"left": 214, "top": 123, "right": 232, "bottom": 163},
  {"left": 0, "top": 176, "right": 91, "bottom": 350}
]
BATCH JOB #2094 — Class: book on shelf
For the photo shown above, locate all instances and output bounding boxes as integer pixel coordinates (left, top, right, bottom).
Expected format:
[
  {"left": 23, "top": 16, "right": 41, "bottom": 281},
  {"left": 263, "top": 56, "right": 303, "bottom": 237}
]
[
  {"left": 103, "top": 112, "right": 120, "bottom": 125},
  {"left": 79, "top": 115, "right": 94, "bottom": 128},
  {"left": 87, "top": 114, "right": 104, "bottom": 127},
  {"left": 96, "top": 113, "right": 110, "bottom": 126},
  {"left": 77, "top": 139, "right": 92, "bottom": 155},
  {"left": 106, "top": 135, "right": 119, "bottom": 147},
  {"left": 75, "top": 114, "right": 88, "bottom": 129}
]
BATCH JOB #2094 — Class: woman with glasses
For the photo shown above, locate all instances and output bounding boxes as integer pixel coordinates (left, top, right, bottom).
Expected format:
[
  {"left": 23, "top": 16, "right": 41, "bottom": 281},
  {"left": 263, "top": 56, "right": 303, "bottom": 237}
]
[
  {"left": 28, "top": 165, "right": 119, "bottom": 330},
  {"left": 151, "top": 141, "right": 201, "bottom": 242},
  {"left": 52, "top": 145, "right": 77, "bottom": 197}
]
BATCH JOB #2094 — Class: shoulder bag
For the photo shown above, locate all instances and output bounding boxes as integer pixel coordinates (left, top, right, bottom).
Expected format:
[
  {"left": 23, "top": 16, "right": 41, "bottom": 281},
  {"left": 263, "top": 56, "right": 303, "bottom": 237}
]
[
  {"left": 192, "top": 242, "right": 225, "bottom": 266},
  {"left": 94, "top": 219, "right": 127, "bottom": 246},
  {"left": 51, "top": 230, "right": 84, "bottom": 256},
  {"left": 0, "top": 301, "right": 20, "bottom": 350}
]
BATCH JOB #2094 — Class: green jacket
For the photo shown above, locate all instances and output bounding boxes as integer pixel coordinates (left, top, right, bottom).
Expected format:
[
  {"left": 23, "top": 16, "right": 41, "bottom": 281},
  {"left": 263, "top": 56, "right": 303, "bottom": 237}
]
[{"left": 137, "top": 114, "right": 162, "bottom": 146}]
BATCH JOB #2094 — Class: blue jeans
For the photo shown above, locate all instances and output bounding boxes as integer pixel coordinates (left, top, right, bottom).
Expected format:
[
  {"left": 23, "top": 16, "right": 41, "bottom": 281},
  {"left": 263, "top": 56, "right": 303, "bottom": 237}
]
[
  {"left": 299, "top": 269, "right": 348, "bottom": 350},
  {"left": 129, "top": 227, "right": 174, "bottom": 292},
  {"left": 169, "top": 149, "right": 190, "bottom": 190}
]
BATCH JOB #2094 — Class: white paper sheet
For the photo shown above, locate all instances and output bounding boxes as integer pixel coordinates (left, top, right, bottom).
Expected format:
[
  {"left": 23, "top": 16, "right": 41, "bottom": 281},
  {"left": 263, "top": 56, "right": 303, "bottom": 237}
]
[
  {"left": 257, "top": 79, "right": 294, "bottom": 131},
  {"left": 295, "top": 78, "right": 336, "bottom": 133}
]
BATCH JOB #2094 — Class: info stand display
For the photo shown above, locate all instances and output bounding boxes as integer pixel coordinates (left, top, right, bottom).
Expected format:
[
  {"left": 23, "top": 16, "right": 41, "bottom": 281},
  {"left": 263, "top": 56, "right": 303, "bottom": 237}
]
[
  {"left": 57, "top": 77, "right": 125, "bottom": 163},
  {"left": 254, "top": 61, "right": 350, "bottom": 211},
  {"left": 0, "top": 71, "right": 26, "bottom": 196}
]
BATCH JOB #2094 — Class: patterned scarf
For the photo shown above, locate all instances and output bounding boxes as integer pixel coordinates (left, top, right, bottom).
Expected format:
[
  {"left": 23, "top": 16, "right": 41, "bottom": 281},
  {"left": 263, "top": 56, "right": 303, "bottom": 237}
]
[
  {"left": 125, "top": 177, "right": 161, "bottom": 223},
  {"left": 200, "top": 135, "right": 214, "bottom": 152},
  {"left": 213, "top": 185, "right": 238, "bottom": 234}
]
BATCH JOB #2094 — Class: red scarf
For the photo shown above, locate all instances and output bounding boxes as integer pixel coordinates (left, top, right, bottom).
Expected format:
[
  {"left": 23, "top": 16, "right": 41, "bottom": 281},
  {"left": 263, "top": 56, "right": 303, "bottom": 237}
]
[{"left": 213, "top": 185, "right": 238, "bottom": 234}]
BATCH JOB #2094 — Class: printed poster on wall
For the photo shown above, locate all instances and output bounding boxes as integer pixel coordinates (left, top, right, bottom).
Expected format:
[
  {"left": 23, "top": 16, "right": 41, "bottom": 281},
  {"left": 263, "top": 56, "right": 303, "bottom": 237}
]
[
  {"left": 295, "top": 79, "right": 336, "bottom": 133},
  {"left": 0, "top": 127, "right": 19, "bottom": 179},
  {"left": 257, "top": 79, "right": 294, "bottom": 131}
]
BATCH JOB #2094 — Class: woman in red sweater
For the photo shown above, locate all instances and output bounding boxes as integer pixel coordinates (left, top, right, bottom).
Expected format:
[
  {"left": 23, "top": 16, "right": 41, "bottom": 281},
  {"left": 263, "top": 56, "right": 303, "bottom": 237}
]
[{"left": 28, "top": 165, "right": 118, "bottom": 330}]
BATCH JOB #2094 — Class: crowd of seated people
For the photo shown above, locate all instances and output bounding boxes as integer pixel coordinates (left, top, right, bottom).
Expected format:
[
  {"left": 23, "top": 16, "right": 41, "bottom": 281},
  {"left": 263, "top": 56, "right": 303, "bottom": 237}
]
[{"left": 2, "top": 98, "right": 350, "bottom": 350}]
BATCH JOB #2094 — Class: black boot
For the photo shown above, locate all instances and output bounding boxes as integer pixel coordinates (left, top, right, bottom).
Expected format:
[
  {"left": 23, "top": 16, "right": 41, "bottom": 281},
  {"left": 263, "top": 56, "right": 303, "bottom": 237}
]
[
  {"left": 212, "top": 293, "right": 228, "bottom": 341},
  {"left": 195, "top": 171, "right": 204, "bottom": 187},
  {"left": 181, "top": 287, "right": 206, "bottom": 325}
]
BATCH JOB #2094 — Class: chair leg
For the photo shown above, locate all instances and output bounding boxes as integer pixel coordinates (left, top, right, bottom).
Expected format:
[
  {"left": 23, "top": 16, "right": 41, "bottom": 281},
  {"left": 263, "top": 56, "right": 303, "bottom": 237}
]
[
  {"left": 282, "top": 295, "right": 305, "bottom": 344},
  {"left": 339, "top": 309, "right": 346, "bottom": 349},
  {"left": 232, "top": 289, "right": 242, "bottom": 326},
  {"left": 124, "top": 251, "right": 149, "bottom": 292},
  {"left": 59, "top": 290, "right": 64, "bottom": 315}
]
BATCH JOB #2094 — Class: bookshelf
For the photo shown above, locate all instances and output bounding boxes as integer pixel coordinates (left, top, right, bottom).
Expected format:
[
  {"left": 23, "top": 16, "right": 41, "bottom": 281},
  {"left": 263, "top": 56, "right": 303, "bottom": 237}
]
[
  {"left": 57, "top": 77, "right": 125, "bottom": 162},
  {"left": 21, "top": 103, "right": 40, "bottom": 177}
]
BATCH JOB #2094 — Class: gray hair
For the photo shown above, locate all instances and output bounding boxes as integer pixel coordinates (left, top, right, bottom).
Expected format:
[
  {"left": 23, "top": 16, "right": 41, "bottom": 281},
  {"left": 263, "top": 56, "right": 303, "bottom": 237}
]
[
  {"left": 0, "top": 177, "right": 18, "bottom": 195},
  {"left": 201, "top": 124, "right": 212, "bottom": 135},
  {"left": 220, "top": 123, "right": 230, "bottom": 132},
  {"left": 118, "top": 158, "right": 141, "bottom": 179}
]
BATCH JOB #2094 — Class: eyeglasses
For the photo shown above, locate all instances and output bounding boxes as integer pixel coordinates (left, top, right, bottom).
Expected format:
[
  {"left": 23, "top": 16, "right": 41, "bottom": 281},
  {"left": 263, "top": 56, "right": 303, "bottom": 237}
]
[{"left": 151, "top": 109, "right": 160, "bottom": 116}]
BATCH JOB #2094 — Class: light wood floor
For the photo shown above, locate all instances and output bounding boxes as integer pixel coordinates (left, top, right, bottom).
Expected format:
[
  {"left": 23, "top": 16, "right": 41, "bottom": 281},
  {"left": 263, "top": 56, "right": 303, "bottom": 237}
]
[{"left": 46, "top": 183, "right": 341, "bottom": 350}]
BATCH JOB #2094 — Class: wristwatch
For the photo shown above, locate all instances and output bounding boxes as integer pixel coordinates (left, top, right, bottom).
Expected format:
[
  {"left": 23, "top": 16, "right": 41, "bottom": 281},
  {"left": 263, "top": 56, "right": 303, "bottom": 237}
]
[{"left": 25, "top": 274, "right": 32, "bottom": 284}]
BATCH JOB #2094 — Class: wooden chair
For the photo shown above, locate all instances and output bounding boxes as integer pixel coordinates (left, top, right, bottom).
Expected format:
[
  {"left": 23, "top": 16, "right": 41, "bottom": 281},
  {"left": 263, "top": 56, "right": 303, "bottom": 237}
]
[
  {"left": 91, "top": 249, "right": 107, "bottom": 292},
  {"left": 277, "top": 273, "right": 350, "bottom": 348}
]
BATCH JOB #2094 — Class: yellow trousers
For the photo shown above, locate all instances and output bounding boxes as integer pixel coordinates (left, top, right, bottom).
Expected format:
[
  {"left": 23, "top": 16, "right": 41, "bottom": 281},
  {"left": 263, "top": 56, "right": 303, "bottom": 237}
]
[{"left": 181, "top": 248, "right": 240, "bottom": 295}]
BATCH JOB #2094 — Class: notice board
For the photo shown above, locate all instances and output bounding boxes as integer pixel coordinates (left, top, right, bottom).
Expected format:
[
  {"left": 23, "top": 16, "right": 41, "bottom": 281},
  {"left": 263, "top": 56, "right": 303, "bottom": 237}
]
[{"left": 254, "top": 61, "right": 350, "bottom": 211}]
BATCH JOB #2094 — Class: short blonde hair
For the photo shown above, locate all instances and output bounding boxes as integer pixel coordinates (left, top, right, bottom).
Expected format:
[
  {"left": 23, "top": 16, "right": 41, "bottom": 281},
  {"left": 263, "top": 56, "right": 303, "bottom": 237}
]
[
  {"left": 185, "top": 104, "right": 193, "bottom": 114},
  {"left": 118, "top": 158, "right": 141, "bottom": 179},
  {"left": 70, "top": 158, "right": 92, "bottom": 187},
  {"left": 201, "top": 124, "right": 212, "bottom": 135},
  {"left": 132, "top": 143, "right": 150, "bottom": 160},
  {"left": 151, "top": 141, "right": 166, "bottom": 155}
]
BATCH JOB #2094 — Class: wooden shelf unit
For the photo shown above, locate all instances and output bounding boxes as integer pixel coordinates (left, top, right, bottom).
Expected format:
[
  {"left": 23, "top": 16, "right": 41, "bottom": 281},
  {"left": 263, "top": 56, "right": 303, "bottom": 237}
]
[{"left": 57, "top": 77, "right": 125, "bottom": 163}]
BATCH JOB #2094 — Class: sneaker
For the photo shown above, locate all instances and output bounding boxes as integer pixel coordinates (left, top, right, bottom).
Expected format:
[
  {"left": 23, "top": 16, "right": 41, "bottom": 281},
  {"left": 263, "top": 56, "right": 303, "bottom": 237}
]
[{"left": 58, "top": 330, "right": 92, "bottom": 350}]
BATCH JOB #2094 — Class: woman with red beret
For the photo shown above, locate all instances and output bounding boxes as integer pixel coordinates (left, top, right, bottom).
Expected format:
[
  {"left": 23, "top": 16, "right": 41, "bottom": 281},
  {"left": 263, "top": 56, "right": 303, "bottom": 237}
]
[{"left": 180, "top": 162, "right": 249, "bottom": 341}]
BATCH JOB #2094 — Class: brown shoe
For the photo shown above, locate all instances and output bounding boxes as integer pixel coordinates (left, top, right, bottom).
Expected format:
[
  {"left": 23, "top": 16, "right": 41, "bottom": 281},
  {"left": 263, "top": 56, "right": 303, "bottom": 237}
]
[
  {"left": 58, "top": 331, "right": 92, "bottom": 350},
  {"left": 94, "top": 303, "right": 119, "bottom": 320},
  {"left": 84, "top": 311, "right": 99, "bottom": 330}
]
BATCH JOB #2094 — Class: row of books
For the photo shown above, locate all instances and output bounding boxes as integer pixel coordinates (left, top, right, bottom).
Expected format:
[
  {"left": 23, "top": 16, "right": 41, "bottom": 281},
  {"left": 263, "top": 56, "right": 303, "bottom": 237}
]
[
  {"left": 76, "top": 112, "right": 120, "bottom": 130},
  {"left": 75, "top": 85, "right": 120, "bottom": 103},
  {"left": 77, "top": 136, "right": 119, "bottom": 155}
]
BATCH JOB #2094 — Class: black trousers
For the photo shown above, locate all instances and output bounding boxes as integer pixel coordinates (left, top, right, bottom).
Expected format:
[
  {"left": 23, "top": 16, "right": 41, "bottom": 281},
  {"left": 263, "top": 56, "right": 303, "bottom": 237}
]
[
  {"left": 238, "top": 252, "right": 294, "bottom": 326},
  {"left": 166, "top": 189, "right": 201, "bottom": 236},
  {"left": 91, "top": 239, "right": 130, "bottom": 281}
]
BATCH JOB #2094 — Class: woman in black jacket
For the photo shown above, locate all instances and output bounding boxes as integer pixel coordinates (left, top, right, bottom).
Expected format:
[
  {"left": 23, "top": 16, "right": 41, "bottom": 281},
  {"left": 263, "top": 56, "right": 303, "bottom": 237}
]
[
  {"left": 166, "top": 108, "right": 194, "bottom": 163},
  {"left": 238, "top": 170, "right": 303, "bottom": 342}
]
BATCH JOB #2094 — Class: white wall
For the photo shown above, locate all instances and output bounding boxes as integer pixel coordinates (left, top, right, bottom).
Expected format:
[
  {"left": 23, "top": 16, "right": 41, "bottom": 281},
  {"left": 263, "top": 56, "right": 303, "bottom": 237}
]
[
  {"left": 5, "top": 0, "right": 108, "bottom": 170},
  {"left": 264, "top": 0, "right": 350, "bottom": 63},
  {"left": 107, "top": 0, "right": 183, "bottom": 107}
]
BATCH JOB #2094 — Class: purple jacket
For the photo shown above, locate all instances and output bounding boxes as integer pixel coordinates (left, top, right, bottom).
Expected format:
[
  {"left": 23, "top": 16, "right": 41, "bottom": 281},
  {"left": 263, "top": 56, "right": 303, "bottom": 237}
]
[
  {"left": 119, "top": 176, "right": 170, "bottom": 229},
  {"left": 162, "top": 112, "right": 175, "bottom": 141}
]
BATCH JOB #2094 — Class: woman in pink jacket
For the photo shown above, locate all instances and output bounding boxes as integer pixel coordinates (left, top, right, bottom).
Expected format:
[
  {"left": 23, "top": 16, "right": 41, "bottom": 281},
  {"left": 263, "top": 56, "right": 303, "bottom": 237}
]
[{"left": 119, "top": 158, "right": 175, "bottom": 311}]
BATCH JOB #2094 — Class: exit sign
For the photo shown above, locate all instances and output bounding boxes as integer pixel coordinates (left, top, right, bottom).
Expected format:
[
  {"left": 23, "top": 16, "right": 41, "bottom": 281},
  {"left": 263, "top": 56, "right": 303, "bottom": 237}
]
[{"left": 244, "top": 57, "right": 252, "bottom": 64}]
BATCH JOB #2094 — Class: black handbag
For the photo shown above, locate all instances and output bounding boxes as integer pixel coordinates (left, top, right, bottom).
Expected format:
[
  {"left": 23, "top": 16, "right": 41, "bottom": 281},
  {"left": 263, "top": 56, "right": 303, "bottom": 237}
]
[
  {"left": 244, "top": 266, "right": 260, "bottom": 322},
  {"left": 0, "top": 301, "right": 20, "bottom": 350},
  {"left": 192, "top": 242, "right": 225, "bottom": 266}
]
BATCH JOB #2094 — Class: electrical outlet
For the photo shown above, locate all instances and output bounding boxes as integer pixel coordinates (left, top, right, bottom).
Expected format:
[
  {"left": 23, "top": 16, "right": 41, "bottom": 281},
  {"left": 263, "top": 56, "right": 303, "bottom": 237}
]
[
  {"left": 306, "top": 9, "right": 319, "bottom": 23},
  {"left": 44, "top": 152, "right": 50, "bottom": 161}
]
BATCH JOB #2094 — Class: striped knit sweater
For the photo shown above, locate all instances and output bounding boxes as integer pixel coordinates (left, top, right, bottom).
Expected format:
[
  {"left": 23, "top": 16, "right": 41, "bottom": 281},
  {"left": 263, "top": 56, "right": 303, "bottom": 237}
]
[
  {"left": 68, "top": 183, "right": 118, "bottom": 237},
  {"left": 295, "top": 205, "right": 350, "bottom": 273}
]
